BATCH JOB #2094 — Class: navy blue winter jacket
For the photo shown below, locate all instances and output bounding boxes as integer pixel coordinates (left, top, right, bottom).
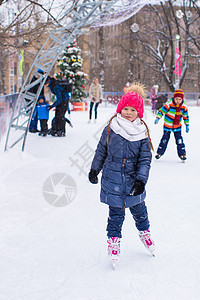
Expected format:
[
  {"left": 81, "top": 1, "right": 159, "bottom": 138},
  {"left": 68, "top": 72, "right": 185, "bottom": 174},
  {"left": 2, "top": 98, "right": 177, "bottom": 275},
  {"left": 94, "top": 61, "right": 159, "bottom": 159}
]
[
  {"left": 91, "top": 126, "right": 152, "bottom": 208},
  {"left": 36, "top": 102, "right": 49, "bottom": 120},
  {"left": 48, "top": 78, "right": 69, "bottom": 108}
]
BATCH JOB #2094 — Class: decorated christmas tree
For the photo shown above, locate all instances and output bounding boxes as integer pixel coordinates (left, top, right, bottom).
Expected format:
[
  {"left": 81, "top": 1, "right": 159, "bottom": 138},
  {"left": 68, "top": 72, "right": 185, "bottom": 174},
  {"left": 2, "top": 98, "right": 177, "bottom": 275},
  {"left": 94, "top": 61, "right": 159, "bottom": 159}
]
[{"left": 56, "top": 40, "right": 87, "bottom": 102}]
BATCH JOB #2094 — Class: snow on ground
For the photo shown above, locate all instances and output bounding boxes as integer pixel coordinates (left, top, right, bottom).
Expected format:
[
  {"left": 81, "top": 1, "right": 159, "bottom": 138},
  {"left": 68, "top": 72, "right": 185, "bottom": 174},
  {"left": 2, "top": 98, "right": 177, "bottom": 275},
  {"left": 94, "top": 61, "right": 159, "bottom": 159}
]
[{"left": 0, "top": 104, "right": 200, "bottom": 300}]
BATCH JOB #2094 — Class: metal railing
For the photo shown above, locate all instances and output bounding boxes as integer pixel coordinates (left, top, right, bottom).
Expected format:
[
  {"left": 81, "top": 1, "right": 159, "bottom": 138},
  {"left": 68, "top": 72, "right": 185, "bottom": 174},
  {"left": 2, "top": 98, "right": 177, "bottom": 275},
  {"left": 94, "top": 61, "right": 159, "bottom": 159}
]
[{"left": 102, "top": 91, "right": 200, "bottom": 106}]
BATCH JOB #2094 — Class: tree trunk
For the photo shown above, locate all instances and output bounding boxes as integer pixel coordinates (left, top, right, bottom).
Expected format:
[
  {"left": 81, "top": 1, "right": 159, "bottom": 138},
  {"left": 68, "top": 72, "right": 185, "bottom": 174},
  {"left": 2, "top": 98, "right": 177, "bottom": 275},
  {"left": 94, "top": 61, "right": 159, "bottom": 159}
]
[
  {"left": 98, "top": 26, "right": 104, "bottom": 91},
  {"left": 128, "top": 21, "right": 134, "bottom": 83},
  {"left": 0, "top": 50, "right": 6, "bottom": 95}
]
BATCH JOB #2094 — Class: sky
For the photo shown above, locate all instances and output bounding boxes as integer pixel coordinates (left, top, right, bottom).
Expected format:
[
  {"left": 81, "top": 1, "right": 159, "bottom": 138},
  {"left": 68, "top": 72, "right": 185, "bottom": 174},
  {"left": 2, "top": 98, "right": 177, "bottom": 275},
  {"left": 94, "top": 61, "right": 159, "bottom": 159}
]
[{"left": 0, "top": 102, "right": 199, "bottom": 300}]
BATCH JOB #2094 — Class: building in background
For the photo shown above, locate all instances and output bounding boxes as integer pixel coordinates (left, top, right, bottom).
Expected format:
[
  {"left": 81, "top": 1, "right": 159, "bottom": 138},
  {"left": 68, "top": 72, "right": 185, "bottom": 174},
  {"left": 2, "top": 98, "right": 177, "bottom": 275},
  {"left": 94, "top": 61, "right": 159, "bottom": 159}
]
[
  {"left": 87, "top": 4, "right": 200, "bottom": 95},
  {"left": 1, "top": 3, "right": 199, "bottom": 97}
]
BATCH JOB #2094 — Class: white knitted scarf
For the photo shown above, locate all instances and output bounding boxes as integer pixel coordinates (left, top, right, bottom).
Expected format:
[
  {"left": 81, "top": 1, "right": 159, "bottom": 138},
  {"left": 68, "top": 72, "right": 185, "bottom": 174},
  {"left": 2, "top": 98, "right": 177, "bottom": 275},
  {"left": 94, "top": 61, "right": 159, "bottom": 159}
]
[{"left": 110, "top": 114, "right": 148, "bottom": 142}]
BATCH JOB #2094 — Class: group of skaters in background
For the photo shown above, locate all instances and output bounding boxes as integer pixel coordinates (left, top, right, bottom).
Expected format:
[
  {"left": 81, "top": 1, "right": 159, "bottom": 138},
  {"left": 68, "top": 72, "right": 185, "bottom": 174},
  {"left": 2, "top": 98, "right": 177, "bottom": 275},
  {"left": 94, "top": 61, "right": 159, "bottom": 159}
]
[
  {"left": 28, "top": 70, "right": 72, "bottom": 137},
  {"left": 28, "top": 72, "right": 189, "bottom": 160},
  {"left": 29, "top": 74, "right": 104, "bottom": 136}
]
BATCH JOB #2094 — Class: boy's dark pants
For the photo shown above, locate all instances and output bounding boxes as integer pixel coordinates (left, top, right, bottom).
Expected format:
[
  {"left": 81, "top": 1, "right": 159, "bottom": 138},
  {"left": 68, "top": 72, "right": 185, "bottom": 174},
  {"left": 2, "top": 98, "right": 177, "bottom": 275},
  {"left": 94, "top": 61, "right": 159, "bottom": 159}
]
[
  {"left": 107, "top": 202, "right": 150, "bottom": 238},
  {"left": 157, "top": 130, "right": 186, "bottom": 157},
  {"left": 40, "top": 119, "right": 48, "bottom": 133},
  {"left": 55, "top": 100, "right": 68, "bottom": 133},
  {"left": 89, "top": 102, "right": 100, "bottom": 120}
]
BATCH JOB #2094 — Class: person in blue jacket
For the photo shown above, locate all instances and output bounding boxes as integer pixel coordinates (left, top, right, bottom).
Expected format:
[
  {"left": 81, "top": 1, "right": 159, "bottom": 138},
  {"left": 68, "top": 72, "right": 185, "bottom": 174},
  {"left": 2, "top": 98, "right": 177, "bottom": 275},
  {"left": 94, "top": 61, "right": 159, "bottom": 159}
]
[
  {"left": 45, "top": 77, "right": 70, "bottom": 137},
  {"left": 36, "top": 96, "right": 49, "bottom": 136},
  {"left": 88, "top": 83, "right": 155, "bottom": 264}
]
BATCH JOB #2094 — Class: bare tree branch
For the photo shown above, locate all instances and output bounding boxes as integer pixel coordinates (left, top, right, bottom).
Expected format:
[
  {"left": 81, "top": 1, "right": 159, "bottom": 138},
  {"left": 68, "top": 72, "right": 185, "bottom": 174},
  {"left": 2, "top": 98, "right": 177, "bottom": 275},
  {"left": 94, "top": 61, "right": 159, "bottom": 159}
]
[
  {"left": 0, "top": 0, "right": 8, "bottom": 5},
  {"left": 134, "top": 0, "right": 199, "bottom": 91},
  {"left": 26, "top": 0, "right": 60, "bottom": 25}
]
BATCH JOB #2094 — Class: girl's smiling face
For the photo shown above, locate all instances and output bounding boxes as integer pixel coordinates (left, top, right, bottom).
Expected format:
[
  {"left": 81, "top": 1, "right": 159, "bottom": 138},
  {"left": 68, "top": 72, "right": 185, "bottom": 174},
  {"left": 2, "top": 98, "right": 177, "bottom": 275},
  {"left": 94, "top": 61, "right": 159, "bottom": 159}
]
[{"left": 121, "top": 106, "right": 138, "bottom": 122}]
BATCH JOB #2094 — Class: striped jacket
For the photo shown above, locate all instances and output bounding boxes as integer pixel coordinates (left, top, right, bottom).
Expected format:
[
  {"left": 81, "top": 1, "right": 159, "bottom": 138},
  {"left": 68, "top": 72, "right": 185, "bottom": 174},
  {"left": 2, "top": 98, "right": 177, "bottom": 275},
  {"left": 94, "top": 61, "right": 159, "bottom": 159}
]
[{"left": 156, "top": 98, "right": 189, "bottom": 132}]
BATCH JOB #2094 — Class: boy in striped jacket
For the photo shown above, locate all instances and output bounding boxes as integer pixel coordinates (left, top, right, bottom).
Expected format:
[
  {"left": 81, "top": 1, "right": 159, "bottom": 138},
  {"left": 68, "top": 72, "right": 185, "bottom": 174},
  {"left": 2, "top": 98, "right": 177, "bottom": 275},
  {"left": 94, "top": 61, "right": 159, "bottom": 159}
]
[{"left": 154, "top": 89, "right": 189, "bottom": 161}]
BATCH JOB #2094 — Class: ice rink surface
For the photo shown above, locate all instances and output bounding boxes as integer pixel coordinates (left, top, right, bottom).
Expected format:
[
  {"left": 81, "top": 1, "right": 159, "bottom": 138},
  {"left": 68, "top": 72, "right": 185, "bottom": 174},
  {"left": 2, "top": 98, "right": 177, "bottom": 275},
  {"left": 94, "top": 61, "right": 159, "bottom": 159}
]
[{"left": 0, "top": 104, "right": 199, "bottom": 300}]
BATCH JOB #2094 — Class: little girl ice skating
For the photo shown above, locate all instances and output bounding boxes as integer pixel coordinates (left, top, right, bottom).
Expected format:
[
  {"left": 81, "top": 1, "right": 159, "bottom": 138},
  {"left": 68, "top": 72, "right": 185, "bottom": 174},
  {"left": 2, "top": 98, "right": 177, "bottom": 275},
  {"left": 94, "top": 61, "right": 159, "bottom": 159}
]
[{"left": 88, "top": 83, "right": 155, "bottom": 268}]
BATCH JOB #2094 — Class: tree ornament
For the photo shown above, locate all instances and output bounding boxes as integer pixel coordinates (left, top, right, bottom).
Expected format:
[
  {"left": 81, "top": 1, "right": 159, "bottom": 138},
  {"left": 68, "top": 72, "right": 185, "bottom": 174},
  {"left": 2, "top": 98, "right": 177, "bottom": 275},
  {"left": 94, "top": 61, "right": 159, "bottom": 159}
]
[
  {"left": 186, "top": 11, "right": 192, "bottom": 18},
  {"left": 130, "top": 23, "right": 139, "bottom": 33},
  {"left": 176, "top": 10, "right": 184, "bottom": 19}
]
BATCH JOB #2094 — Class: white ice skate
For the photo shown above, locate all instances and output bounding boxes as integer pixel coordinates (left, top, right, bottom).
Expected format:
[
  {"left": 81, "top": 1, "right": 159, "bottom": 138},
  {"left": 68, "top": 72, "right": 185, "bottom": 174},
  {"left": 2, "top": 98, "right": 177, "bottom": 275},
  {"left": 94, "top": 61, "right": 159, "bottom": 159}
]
[
  {"left": 107, "top": 237, "right": 120, "bottom": 269},
  {"left": 139, "top": 230, "right": 155, "bottom": 256}
]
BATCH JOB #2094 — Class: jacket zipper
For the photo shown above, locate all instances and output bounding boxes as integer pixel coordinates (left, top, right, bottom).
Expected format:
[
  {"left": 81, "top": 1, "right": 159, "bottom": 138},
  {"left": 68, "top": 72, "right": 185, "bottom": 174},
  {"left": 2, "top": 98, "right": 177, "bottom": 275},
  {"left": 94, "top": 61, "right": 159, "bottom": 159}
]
[{"left": 122, "top": 141, "right": 127, "bottom": 211}]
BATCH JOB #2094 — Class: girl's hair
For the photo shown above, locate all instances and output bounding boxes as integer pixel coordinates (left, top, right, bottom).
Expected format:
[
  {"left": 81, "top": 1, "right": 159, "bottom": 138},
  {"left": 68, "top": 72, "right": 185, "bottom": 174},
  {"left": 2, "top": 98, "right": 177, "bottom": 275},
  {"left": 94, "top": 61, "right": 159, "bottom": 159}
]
[
  {"left": 107, "top": 113, "right": 117, "bottom": 145},
  {"left": 106, "top": 114, "right": 154, "bottom": 152},
  {"left": 139, "top": 117, "right": 154, "bottom": 151}
]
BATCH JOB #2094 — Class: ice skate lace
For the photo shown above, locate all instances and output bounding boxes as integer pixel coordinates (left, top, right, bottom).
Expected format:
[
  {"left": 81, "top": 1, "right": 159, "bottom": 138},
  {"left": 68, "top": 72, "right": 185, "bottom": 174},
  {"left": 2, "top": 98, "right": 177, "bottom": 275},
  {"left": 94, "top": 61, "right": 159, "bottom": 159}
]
[{"left": 107, "top": 238, "right": 120, "bottom": 255}]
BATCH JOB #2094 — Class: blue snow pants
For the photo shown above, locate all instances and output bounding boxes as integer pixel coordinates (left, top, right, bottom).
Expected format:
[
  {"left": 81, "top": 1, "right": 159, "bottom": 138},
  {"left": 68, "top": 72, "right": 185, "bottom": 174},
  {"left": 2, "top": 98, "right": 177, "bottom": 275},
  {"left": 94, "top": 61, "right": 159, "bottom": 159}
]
[
  {"left": 157, "top": 130, "right": 186, "bottom": 157},
  {"left": 106, "top": 201, "right": 150, "bottom": 238}
]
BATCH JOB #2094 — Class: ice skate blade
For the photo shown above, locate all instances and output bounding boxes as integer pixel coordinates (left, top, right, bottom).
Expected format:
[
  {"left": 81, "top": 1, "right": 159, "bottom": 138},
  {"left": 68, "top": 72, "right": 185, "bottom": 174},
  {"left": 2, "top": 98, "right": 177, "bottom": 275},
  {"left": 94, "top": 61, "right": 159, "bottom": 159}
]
[
  {"left": 112, "top": 262, "right": 116, "bottom": 270},
  {"left": 111, "top": 260, "right": 118, "bottom": 270},
  {"left": 180, "top": 155, "right": 187, "bottom": 162},
  {"left": 109, "top": 257, "right": 119, "bottom": 270},
  {"left": 147, "top": 247, "right": 155, "bottom": 257}
]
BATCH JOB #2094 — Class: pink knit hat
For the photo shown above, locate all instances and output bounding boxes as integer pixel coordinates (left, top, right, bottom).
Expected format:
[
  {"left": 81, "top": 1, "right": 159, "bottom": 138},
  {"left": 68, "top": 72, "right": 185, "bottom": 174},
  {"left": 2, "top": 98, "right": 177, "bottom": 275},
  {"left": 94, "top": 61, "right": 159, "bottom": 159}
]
[{"left": 116, "top": 91, "right": 144, "bottom": 118}]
